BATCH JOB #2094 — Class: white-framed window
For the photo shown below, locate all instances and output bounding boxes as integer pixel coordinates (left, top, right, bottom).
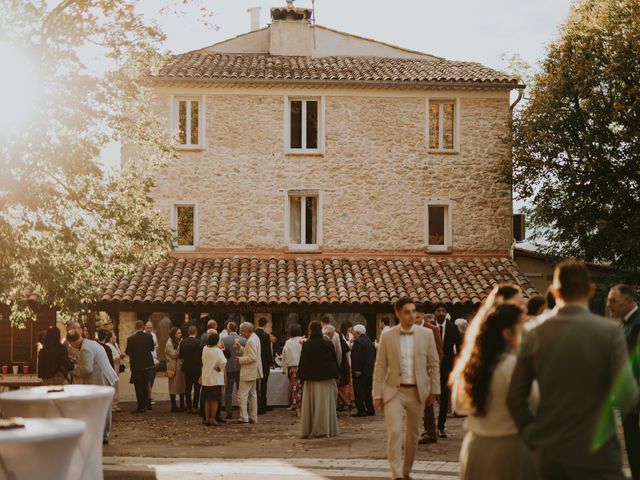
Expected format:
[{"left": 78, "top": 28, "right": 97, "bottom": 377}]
[
  {"left": 285, "top": 191, "right": 322, "bottom": 251},
  {"left": 427, "top": 98, "right": 459, "bottom": 151},
  {"left": 171, "top": 203, "right": 198, "bottom": 250},
  {"left": 284, "top": 97, "right": 324, "bottom": 154},
  {"left": 171, "top": 95, "right": 205, "bottom": 148},
  {"left": 424, "top": 201, "right": 452, "bottom": 251}
]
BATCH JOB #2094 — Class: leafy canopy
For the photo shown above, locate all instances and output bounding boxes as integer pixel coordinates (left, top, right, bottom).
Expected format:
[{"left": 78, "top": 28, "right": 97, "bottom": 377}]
[
  {"left": 0, "top": 1, "right": 212, "bottom": 325},
  {"left": 511, "top": 0, "right": 640, "bottom": 272}
]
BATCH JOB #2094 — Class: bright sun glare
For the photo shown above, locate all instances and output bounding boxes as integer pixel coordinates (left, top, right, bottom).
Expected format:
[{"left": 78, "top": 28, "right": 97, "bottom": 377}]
[{"left": 0, "top": 43, "right": 38, "bottom": 132}]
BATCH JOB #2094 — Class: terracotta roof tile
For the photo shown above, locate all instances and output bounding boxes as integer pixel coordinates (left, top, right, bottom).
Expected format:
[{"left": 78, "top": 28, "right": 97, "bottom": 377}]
[
  {"left": 154, "top": 53, "right": 518, "bottom": 86},
  {"left": 98, "top": 256, "right": 536, "bottom": 308}
]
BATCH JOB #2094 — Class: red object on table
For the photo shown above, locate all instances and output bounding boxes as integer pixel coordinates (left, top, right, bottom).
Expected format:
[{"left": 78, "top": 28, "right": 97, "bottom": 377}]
[
  {"left": 1, "top": 366, "right": 7, "bottom": 374},
  {"left": 22, "top": 366, "right": 29, "bottom": 374}
]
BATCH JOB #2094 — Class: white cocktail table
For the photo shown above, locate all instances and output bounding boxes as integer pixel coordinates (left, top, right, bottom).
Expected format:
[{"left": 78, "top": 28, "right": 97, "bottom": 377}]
[
  {"left": 0, "top": 418, "right": 85, "bottom": 480},
  {"left": 0, "top": 385, "right": 113, "bottom": 480}
]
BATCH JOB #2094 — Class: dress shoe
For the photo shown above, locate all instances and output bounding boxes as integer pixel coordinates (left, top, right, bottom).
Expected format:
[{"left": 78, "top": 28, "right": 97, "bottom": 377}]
[
  {"left": 257, "top": 410, "right": 266, "bottom": 415},
  {"left": 438, "top": 428, "right": 448, "bottom": 438},
  {"left": 131, "top": 409, "right": 145, "bottom": 414},
  {"left": 216, "top": 417, "right": 226, "bottom": 424},
  {"left": 367, "top": 412, "right": 375, "bottom": 416},
  {"left": 418, "top": 435, "right": 437, "bottom": 444},
  {"left": 235, "top": 419, "right": 249, "bottom": 424},
  {"left": 226, "top": 413, "right": 233, "bottom": 420},
  {"left": 170, "top": 406, "right": 180, "bottom": 413},
  {"left": 249, "top": 419, "right": 257, "bottom": 424},
  {"left": 351, "top": 412, "right": 367, "bottom": 418},
  {"left": 266, "top": 406, "right": 274, "bottom": 411}
]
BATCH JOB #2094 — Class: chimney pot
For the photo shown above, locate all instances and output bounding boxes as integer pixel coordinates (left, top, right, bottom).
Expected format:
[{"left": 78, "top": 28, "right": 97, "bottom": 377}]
[{"left": 247, "top": 6, "right": 261, "bottom": 31}]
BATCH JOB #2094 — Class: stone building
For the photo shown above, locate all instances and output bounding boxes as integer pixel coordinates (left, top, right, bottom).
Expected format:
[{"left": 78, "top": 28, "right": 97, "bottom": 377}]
[{"left": 99, "top": 5, "right": 535, "bottom": 352}]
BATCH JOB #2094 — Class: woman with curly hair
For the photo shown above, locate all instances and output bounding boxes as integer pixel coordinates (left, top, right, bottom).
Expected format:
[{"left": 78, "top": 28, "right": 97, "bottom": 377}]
[{"left": 450, "top": 287, "right": 535, "bottom": 480}]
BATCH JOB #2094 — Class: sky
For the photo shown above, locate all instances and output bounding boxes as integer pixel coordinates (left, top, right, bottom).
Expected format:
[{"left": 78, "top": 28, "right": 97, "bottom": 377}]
[{"left": 101, "top": 0, "right": 575, "bottom": 169}]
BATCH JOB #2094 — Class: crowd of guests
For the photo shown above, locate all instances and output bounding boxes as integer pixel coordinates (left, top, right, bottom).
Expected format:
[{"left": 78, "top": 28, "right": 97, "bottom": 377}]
[{"left": 33, "top": 258, "right": 640, "bottom": 480}]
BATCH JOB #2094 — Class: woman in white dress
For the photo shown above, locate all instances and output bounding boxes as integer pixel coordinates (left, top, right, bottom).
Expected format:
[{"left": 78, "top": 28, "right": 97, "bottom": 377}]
[{"left": 450, "top": 294, "right": 535, "bottom": 480}]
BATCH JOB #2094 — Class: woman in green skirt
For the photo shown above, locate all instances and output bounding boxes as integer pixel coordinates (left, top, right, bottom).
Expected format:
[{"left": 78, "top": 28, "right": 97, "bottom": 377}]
[{"left": 297, "top": 320, "right": 341, "bottom": 439}]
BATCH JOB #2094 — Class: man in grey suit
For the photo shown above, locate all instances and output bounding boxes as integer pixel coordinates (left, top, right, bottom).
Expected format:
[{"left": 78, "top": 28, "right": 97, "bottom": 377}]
[
  {"left": 67, "top": 330, "right": 118, "bottom": 444},
  {"left": 507, "top": 260, "right": 639, "bottom": 480},
  {"left": 221, "top": 321, "right": 246, "bottom": 419}
]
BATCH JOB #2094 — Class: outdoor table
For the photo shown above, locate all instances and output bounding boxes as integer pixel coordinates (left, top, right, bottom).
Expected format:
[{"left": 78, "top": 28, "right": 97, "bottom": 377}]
[
  {"left": 0, "top": 385, "right": 114, "bottom": 480},
  {"left": 0, "top": 418, "right": 85, "bottom": 480},
  {"left": 0, "top": 376, "right": 42, "bottom": 392},
  {"left": 232, "top": 367, "right": 290, "bottom": 407}
]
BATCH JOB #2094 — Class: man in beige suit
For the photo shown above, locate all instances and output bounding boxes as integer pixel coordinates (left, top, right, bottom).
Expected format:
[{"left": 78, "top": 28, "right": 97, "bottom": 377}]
[
  {"left": 373, "top": 298, "right": 441, "bottom": 480},
  {"left": 235, "top": 321, "right": 263, "bottom": 424}
]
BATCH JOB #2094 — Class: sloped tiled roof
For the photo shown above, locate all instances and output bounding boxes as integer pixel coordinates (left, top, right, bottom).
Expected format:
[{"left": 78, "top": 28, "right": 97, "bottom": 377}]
[
  {"left": 154, "top": 53, "right": 519, "bottom": 86},
  {"left": 98, "top": 256, "right": 536, "bottom": 308}
]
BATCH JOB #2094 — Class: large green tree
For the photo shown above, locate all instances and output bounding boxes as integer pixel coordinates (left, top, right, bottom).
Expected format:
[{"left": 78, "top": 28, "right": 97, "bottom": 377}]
[
  {"left": 0, "top": 1, "right": 209, "bottom": 325},
  {"left": 511, "top": 0, "right": 640, "bottom": 272}
]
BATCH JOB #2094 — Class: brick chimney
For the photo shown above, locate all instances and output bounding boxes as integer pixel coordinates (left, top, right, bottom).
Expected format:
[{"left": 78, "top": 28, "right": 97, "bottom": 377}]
[{"left": 269, "top": 4, "right": 313, "bottom": 56}]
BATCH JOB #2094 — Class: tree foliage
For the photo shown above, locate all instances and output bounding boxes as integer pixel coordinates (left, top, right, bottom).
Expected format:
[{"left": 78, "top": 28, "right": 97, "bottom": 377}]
[
  {"left": 0, "top": 1, "right": 209, "bottom": 325},
  {"left": 511, "top": 0, "right": 640, "bottom": 272}
]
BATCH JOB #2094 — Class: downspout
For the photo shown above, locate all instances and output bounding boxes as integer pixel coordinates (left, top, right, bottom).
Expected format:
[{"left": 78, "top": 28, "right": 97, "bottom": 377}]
[{"left": 509, "top": 87, "right": 525, "bottom": 259}]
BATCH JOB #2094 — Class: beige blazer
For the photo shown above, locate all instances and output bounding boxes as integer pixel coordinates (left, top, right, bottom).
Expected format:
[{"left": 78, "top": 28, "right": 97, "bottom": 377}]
[
  {"left": 238, "top": 333, "right": 264, "bottom": 382},
  {"left": 372, "top": 325, "right": 440, "bottom": 404}
]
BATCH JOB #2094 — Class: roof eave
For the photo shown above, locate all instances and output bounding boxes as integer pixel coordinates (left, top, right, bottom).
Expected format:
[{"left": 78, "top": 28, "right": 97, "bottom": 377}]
[{"left": 148, "top": 76, "right": 524, "bottom": 90}]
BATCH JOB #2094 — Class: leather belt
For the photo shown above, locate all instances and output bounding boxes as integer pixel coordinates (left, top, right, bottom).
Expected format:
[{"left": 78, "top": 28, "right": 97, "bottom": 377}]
[{"left": 399, "top": 384, "right": 417, "bottom": 388}]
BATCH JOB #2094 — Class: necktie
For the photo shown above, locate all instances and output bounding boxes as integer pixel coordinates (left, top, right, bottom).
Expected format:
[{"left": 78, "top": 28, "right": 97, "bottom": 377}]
[
  {"left": 400, "top": 330, "right": 414, "bottom": 335},
  {"left": 439, "top": 324, "right": 443, "bottom": 338}
]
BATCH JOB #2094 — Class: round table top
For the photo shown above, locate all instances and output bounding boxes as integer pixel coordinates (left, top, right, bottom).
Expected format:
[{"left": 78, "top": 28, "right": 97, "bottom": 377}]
[
  {"left": 0, "top": 418, "right": 85, "bottom": 445},
  {"left": 0, "top": 384, "right": 114, "bottom": 402}
]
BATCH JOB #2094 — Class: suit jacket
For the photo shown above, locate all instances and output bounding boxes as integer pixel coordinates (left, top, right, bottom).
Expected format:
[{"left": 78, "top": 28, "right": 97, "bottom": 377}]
[
  {"left": 373, "top": 325, "right": 441, "bottom": 404},
  {"left": 78, "top": 339, "right": 118, "bottom": 387},
  {"left": 436, "top": 319, "right": 461, "bottom": 372},
  {"left": 623, "top": 307, "right": 640, "bottom": 382},
  {"left": 351, "top": 334, "right": 376, "bottom": 377},
  {"left": 179, "top": 336, "right": 202, "bottom": 375},
  {"left": 221, "top": 332, "right": 246, "bottom": 373},
  {"left": 238, "top": 333, "right": 263, "bottom": 382},
  {"left": 507, "top": 304, "right": 639, "bottom": 470},
  {"left": 420, "top": 321, "right": 444, "bottom": 361},
  {"left": 125, "top": 331, "right": 155, "bottom": 374},
  {"left": 255, "top": 328, "right": 273, "bottom": 369}
]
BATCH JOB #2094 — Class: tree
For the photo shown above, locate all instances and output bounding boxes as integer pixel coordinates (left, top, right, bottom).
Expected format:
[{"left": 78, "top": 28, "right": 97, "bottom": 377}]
[
  {"left": 510, "top": 0, "right": 640, "bottom": 272},
  {"left": 0, "top": 1, "right": 210, "bottom": 326}
]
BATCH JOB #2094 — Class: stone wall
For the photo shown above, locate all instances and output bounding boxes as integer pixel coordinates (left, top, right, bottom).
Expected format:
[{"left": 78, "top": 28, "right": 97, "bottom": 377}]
[{"left": 139, "top": 88, "right": 513, "bottom": 254}]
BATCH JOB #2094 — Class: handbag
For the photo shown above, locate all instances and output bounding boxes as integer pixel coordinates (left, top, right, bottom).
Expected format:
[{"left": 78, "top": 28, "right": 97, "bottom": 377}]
[{"left": 166, "top": 370, "right": 175, "bottom": 379}]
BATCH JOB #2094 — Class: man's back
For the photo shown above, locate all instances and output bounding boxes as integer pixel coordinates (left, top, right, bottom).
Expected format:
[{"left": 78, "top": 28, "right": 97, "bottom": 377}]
[
  {"left": 508, "top": 305, "right": 639, "bottom": 469},
  {"left": 81, "top": 340, "right": 117, "bottom": 386},
  {"left": 179, "top": 337, "right": 201, "bottom": 373},
  {"left": 222, "top": 333, "right": 246, "bottom": 373},
  {"left": 126, "top": 331, "right": 154, "bottom": 373},
  {"left": 255, "top": 328, "right": 272, "bottom": 367},
  {"left": 352, "top": 335, "right": 376, "bottom": 376}
]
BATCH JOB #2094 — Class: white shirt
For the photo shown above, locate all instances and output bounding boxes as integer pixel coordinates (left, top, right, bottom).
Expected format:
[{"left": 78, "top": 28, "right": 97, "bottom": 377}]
[
  {"left": 381, "top": 325, "right": 392, "bottom": 336},
  {"left": 399, "top": 325, "right": 416, "bottom": 385},
  {"left": 624, "top": 305, "right": 639, "bottom": 323},
  {"left": 281, "top": 336, "right": 303, "bottom": 370},
  {"left": 201, "top": 346, "right": 227, "bottom": 386},
  {"left": 220, "top": 330, "right": 228, "bottom": 339}
]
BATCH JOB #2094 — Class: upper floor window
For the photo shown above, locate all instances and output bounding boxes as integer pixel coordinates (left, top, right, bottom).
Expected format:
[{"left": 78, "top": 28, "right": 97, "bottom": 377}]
[
  {"left": 286, "top": 97, "right": 323, "bottom": 153},
  {"left": 425, "top": 202, "right": 452, "bottom": 251},
  {"left": 428, "top": 99, "right": 457, "bottom": 151},
  {"left": 172, "top": 96, "right": 204, "bottom": 148},
  {"left": 287, "top": 192, "right": 322, "bottom": 250},
  {"left": 172, "top": 203, "right": 197, "bottom": 249}
]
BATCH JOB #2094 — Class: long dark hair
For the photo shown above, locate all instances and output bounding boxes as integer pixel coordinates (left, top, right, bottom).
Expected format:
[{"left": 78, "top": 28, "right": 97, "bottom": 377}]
[
  {"left": 307, "top": 320, "right": 322, "bottom": 339},
  {"left": 43, "top": 327, "right": 62, "bottom": 349},
  {"left": 169, "top": 327, "right": 181, "bottom": 348},
  {"left": 452, "top": 301, "right": 523, "bottom": 416}
]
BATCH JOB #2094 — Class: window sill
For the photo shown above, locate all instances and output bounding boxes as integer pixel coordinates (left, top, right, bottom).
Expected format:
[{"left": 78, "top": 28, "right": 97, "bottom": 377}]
[
  {"left": 428, "top": 149, "right": 459, "bottom": 155},
  {"left": 287, "top": 245, "right": 322, "bottom": 253},
  {"left": 425, "top": 247, "right": 452, "bottom": 254},
  {"left": 173, "top": 246, "right": 197, "bottom": 252},
  {"left": 285, "top": 152, "right": 325, "bottom": 157},
  {"left": 176, "top": 146, "right": 206, "bottom": 152}
]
